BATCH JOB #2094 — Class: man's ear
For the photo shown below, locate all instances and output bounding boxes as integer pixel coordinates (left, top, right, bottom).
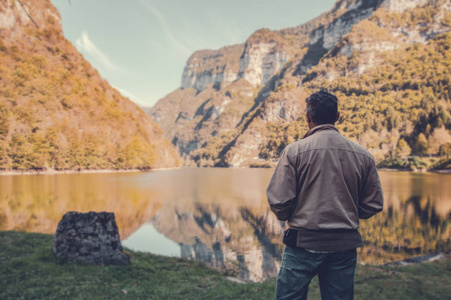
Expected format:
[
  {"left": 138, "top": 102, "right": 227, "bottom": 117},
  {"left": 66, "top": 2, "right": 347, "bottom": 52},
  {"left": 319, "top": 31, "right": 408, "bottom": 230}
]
[
  {"left": 306, "top": 111, "right": 312, "bottom": 123},
  {"left": 335, "top": 111, "right": 340, "bottom": 123},
  {"left": 306, "top": 111, "right": 315, "bottom": 129}
]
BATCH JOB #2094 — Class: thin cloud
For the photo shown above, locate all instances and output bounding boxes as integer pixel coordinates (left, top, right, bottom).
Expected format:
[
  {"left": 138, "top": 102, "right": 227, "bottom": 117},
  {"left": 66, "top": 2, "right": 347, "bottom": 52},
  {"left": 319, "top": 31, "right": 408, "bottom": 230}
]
[
  {"left": 75, "top": 31, "right": 120, "bottom": 72},
  {"left": 138, "top": 0, "right": 193, "bottom": 56}
]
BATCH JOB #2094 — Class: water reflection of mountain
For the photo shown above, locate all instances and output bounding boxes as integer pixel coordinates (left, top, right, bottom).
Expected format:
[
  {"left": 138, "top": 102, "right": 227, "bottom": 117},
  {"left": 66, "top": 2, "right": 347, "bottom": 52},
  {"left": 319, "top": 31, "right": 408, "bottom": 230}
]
[
  {"left": 149, "top": 171, "right": 450, "bottom": 281},
  {"left": 152, "top": 202, "right": 284, "bottom": 282},
  {"left": 0, "top": 169, "right": 449, "bottom": 281}
]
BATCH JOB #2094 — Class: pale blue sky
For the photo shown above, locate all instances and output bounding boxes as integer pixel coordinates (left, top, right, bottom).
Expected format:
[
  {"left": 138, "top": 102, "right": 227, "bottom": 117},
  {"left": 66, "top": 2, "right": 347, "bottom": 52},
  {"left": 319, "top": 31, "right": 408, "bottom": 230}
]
[{"left": 51, "top": 0, "right": 336, "bottom": 106}]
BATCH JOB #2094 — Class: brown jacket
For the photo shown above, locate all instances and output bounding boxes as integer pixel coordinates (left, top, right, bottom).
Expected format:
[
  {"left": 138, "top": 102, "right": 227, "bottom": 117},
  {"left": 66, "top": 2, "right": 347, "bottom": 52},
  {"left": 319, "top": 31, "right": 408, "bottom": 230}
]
[{"left": 267, "top": 124, "right": 383, "bottom": 250}]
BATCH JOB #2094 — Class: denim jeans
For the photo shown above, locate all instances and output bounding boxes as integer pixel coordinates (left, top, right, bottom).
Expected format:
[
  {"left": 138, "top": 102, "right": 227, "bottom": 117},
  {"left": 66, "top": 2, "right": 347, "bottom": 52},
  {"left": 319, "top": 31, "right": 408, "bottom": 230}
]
[{"left": 275, "top": 246, "right": 357, "bottom": 300}]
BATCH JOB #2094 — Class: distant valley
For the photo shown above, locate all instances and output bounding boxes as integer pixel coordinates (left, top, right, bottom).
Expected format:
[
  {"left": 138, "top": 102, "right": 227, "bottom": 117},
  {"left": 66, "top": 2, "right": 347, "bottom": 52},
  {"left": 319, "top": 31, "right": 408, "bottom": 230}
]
[{"left": 1, "top": 0, "right": 450, "bottom": 172}]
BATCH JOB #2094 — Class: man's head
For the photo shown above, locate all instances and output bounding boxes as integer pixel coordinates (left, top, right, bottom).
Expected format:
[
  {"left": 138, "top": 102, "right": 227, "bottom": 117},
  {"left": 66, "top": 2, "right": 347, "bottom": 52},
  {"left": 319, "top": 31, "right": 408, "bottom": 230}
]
[{"left": 305, "top": 90, "right": 339, "bottom": 129}]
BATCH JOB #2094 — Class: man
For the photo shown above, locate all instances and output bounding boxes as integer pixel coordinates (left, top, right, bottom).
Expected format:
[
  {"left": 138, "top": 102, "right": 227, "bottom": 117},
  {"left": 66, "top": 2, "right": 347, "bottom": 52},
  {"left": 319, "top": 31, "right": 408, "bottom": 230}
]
[{"left": 267, "top": 90, "right": 383, "bottom": 300}]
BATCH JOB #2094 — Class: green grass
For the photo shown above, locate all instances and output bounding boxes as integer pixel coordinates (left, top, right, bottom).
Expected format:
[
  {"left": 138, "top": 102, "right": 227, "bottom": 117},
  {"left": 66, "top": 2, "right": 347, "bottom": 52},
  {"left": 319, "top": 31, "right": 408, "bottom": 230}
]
[{"left": 0, "top": 231, "right": 450, "bottom": 299}]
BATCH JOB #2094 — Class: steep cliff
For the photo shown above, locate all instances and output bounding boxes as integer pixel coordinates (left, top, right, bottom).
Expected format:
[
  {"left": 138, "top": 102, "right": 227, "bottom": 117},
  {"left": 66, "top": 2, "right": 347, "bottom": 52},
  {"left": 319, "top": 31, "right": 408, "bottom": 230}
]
[
  {"left": 151, "top": 0, "right": 451, "bottom": 167},
  {"left": 181, "top": 44, "right": 244, "bottom": 91},
  {"left": 237, "top": 28, "right": 294, "bottom": 87},
  {"left": 0, "top": 0, "right": 181, "bottom": 170}
]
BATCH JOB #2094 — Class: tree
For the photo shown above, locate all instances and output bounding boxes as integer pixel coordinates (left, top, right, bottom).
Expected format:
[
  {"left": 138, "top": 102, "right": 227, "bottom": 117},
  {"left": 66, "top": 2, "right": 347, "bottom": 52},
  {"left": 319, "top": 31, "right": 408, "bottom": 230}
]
[
  {"left": 428, "top": 127, "right": 451, "bottom": 155},
  {"left": 413, "top": 133, "right": 428, "bottom": 155},
  {"left": 396, "top": 139, "right": 411, "bottom": 157},
  {"left": 439, "top": 143, "right": 451, "bottom": 157}
]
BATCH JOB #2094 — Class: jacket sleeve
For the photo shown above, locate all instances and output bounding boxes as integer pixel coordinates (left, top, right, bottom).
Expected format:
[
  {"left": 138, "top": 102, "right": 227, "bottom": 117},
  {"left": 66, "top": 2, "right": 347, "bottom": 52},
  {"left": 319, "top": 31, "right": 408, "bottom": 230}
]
[
  {"left": 359, "top": 159, "right": 384, "bottom": 219},
  {"left": 266, "top": 149, "right": 297, "bottom": 221}
]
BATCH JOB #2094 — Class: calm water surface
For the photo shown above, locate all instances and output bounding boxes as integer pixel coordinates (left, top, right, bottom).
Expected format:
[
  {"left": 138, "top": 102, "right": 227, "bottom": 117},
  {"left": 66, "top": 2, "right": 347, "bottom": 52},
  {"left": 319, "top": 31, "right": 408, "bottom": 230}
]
[{"left": 1, "top": 168, "right": 450, "bottom": 282}]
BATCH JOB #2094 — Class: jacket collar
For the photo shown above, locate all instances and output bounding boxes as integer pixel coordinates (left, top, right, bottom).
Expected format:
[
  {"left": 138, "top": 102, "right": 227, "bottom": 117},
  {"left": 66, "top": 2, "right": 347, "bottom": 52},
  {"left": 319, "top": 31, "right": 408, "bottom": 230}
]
[{"left": 303, "top": 124, "right": 339, "bottom": 139}]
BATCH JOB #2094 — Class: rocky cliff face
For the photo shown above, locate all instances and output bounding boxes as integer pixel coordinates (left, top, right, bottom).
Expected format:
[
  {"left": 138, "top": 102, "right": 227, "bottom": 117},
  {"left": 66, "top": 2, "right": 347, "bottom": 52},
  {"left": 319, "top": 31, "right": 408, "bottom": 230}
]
[
  {"left": 380, "top": 0, "right": 429, "bottom": 12},
  {"left": 309, "top": 0, "right": 380, "bottom": 50},
  {"left": 151, "top": 0, "right": 451, "bottom": 167},
  {"left": 237, "top": 29, "right": 291, "bottom": 87},
  {"left": 181, "top": 28, "right": 293, "bottom": 92},
  {"left": 0, "top": 0, "right": 181, "bottom": 170},
  {"left": 181, "top": 44, "right": 243, "bottom": 91}
]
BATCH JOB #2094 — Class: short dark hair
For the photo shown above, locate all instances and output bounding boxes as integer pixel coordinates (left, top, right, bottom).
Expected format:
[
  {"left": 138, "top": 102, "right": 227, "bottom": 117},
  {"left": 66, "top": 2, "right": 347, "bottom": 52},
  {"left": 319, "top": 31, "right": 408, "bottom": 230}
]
[{"left": 305, "top": 91, "right": 338, "bottom": 125}]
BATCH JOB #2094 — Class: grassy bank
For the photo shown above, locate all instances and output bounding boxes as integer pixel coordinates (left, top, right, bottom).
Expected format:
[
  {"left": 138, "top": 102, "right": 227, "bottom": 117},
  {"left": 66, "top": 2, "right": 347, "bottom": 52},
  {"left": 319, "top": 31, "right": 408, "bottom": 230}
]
[{"left": 1, "top": 231, "right": 450, "bottom": 299}]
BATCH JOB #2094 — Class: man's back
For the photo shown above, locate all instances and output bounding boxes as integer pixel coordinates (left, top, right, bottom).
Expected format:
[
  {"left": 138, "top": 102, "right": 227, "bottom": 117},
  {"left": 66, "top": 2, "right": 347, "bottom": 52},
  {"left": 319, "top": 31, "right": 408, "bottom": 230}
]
[
  {"left": 267, "top": 91, "right": 383, "bottom": 300},
  {"left": 267, "top": 124, "right": 383, "bottom": 252},
  {"left": 273, "top": 124, "right": 382, "bottom": 230}
]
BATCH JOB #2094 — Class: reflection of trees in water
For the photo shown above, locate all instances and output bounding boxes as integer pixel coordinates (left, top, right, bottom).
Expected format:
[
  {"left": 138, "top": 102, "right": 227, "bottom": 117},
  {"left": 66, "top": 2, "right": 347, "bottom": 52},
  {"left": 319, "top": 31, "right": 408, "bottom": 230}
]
[
  {"left": 407, "top": 196, "right": 440, "bottom": 229},
  {"left": 359, "top": 195, "right": 450, "bottom": 264},
  {"left": 0, "top": 174, "right": 161, "bottom": 238}
]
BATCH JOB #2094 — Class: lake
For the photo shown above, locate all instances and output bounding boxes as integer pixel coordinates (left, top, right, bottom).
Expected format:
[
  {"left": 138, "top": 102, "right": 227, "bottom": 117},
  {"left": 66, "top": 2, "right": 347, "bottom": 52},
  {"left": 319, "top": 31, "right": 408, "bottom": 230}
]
[{"left": 0, "top": 168, "right": 450, "bottom": 282}]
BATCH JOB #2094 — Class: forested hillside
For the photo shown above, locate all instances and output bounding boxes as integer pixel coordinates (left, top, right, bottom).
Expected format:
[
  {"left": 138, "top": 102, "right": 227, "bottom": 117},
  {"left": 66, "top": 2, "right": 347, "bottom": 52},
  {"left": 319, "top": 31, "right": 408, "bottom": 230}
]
[
  {"left": 255, "top": 1, "right": 451, "bottom": 169},
  {"left": 150, "top": 0, "right": 451, "bottom": 170},
  {"left": 0, "top": 0, "right": 181, "bottom": 171},
  {"left": 256, "top": 31, "right": 451, "bottom": 164}
]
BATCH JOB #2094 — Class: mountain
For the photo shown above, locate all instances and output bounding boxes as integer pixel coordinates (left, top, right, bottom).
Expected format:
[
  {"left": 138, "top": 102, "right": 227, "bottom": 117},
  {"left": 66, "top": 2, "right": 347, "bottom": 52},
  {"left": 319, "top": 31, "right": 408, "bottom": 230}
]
[
  {"left": 138, "top": 105, "right": 153, "bottom": 115},
  {"left": 0, "top": 0, "right": 181, "bottom": 171},
  {"left": 150, "top": 0, "right": 451, "bottom": 168}
]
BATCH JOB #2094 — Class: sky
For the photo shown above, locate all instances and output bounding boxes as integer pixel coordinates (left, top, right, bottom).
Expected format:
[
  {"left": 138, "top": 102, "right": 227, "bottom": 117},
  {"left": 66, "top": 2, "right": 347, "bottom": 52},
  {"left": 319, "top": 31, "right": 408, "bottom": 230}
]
[{"left": 51, "top": 0, "right": 336, "bottom": 107}]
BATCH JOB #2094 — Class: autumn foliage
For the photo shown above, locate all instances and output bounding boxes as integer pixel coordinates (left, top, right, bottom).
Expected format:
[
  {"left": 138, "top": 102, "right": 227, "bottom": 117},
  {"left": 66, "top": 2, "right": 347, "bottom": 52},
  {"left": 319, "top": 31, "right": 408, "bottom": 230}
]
[{"left": 0, "top": 0, "right": 180, "bottom": 171}]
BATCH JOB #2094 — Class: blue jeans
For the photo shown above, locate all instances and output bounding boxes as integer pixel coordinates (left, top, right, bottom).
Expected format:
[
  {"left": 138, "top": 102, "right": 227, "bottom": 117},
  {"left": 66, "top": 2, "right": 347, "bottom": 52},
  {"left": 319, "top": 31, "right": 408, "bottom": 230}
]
[{"left": 275, "top": 246, "right": 357, "bottom": 300}]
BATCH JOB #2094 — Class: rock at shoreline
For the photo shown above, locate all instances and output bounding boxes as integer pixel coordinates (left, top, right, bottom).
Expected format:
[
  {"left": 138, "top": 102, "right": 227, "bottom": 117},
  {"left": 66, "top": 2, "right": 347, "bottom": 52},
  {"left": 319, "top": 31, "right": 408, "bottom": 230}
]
[{"left": 53, "top": 211, "right": 130, "bottom": 265}]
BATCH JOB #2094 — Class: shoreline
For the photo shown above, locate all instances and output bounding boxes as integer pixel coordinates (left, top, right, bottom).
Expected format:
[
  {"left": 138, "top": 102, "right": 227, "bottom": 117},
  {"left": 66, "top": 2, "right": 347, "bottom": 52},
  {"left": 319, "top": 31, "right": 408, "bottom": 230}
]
[
  {"left": 1, "top": 166, "right": 450, "bottom": 176},
  {"left": 0, "top": 167, "right": 181, "bottom": 176},
  {"left": 429, "top": 169, "right": 451, "bottom": 174},
  {"left": 377, "top": 168, "right": 414, "bottom": 172},
  {"left": 378, "top": 167, "right": 451, "bottom": 174}
]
